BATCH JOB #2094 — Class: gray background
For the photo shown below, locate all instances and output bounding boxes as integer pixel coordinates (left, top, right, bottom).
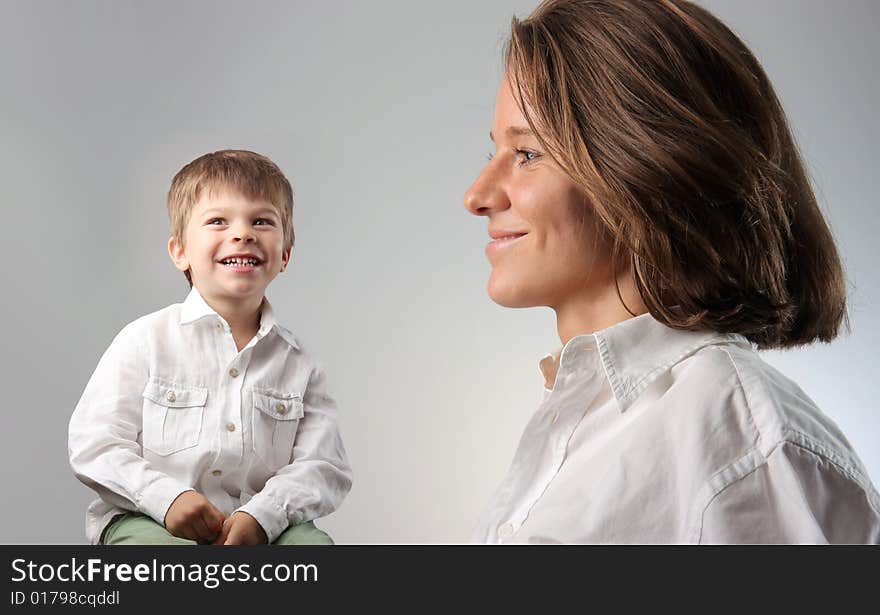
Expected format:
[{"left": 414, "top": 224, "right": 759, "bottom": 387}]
[{"left": 0, "top": 0, "right": 876, "bottom": 543}]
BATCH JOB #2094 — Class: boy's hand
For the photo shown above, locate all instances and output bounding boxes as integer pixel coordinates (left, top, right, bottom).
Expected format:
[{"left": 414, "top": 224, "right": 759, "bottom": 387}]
[
  {"left": 164, "top": 491, "right": 225, "bottom": 543},
  {"left": 212, "top": 511, "right": 268, "bottom": 545}
]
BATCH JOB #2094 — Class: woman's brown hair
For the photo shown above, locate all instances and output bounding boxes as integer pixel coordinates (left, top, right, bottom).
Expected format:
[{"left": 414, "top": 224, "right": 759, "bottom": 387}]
[{"left": 506, "top": 0, "right": 847, "bottom": 348}]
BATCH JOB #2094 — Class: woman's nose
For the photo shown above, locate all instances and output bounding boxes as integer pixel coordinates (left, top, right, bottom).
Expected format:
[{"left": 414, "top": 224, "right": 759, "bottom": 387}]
[{"left": 464, "top": 164, "right": 508, "bottom": 216}]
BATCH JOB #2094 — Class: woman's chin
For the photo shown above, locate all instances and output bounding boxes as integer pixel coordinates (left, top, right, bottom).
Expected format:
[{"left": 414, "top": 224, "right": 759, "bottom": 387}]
[{"left": 487, "top": 275, "right": 539, "bottom": 308}]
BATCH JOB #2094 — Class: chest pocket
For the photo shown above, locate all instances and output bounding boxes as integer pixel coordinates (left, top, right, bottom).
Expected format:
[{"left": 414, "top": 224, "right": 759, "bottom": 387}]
[
  {"left": 142, "top": 379, "right": 208, "bottom": 456},
  {"left": 251, "top": 389, "right": 304, "bottom": 469}
]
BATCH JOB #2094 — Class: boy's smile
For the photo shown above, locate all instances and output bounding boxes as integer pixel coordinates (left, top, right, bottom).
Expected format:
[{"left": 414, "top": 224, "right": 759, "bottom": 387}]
[{"left": 168, "top": 188, "right": 291, "bottom": 309}]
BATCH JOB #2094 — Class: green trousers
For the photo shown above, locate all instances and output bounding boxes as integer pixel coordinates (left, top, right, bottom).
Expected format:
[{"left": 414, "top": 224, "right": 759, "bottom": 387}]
[{"left": 101, "top": 513, "right": 333, "bottom": 545}]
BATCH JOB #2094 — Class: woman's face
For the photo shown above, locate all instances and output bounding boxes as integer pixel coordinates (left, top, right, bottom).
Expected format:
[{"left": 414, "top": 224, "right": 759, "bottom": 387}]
[{"left": 464, "top": 77, "right": 615, "bottom": 310}]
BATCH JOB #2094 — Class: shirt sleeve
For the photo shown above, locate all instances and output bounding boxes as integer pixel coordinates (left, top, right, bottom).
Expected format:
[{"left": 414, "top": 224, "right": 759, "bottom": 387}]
[
  {"left": 236, "top": 365, "right": 353, "bottom": 542},
  {"left": 68, "top": 324, "right": 194, "bottom": 527},
  {"left": 698, "top": 441, "right": 880, "bottom": 544}
]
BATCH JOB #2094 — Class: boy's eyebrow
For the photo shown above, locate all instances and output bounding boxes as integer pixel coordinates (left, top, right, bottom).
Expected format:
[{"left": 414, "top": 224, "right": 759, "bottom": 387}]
[
  {"left": 200, "top": 206, "right": 279, "bottom": 218},
  {"left": 489, "top": 126, "right": 535, "bottom": 142}
]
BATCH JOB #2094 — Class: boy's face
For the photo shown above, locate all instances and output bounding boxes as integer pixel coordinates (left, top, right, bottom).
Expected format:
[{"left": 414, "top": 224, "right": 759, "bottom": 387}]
[{"left": 168, "top": 188, "right": 291, "bottom": 307}]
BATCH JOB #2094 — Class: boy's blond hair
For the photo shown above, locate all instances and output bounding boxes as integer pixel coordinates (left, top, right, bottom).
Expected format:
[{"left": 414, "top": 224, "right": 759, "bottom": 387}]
[{"left": 167, "top": 149, "right": 294, "bottom": 286}]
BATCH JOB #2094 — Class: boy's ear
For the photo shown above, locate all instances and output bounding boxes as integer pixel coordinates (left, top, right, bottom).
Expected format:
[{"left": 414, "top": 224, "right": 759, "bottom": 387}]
[
  {"left": 168, "top": 236, "right": 190, "bottom": 272},
  {"left": 279, "top": 245, "right": 292, "bottom": 273}
]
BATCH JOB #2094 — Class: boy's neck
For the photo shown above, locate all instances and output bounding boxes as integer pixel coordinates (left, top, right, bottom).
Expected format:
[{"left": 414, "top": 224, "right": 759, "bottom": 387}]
[{"left": 199, "top": 290, "right": 264, "bottom": 344}]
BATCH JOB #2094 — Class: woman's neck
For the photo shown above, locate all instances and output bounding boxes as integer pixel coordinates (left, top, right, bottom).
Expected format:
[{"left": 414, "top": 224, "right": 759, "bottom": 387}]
[{"left": 554, "top": 271, "right": 647, "bottom": 345}]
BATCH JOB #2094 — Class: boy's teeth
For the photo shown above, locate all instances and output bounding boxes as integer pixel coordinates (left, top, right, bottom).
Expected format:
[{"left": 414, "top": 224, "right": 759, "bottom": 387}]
[{"left": 222, "top": 258, "right": 258, "bottom": 265}]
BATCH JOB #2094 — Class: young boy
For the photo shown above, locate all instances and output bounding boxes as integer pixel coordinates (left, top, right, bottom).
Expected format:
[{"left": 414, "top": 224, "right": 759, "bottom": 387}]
[{"left": 68, "top": 150, "right": 352, "bottom": 545}]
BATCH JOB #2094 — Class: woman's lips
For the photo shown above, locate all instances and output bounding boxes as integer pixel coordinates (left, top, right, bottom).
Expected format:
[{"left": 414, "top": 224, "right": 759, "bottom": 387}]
[{"left": 485, "top": 233, "right": 527, "bottom": 257}]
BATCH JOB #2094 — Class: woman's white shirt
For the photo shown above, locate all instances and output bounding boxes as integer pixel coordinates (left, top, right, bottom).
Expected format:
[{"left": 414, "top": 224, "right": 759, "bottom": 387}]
[{"left": 471, "top": 314, "right": 880, "bottom": 544}]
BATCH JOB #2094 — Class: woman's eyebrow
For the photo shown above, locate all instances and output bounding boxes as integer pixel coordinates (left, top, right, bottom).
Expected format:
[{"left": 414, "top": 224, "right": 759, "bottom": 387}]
[
  {"left": 489, "top": 126, "right": 535, "bottom": 142},
  {"left": 507, "top": 126, "right": 534, "bottom": 137}
]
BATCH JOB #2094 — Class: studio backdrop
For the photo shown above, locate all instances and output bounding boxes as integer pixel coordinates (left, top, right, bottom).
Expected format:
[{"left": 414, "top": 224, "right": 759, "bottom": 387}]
[{"left": 0, "top": 0, "right": 876, "bottom": 543}]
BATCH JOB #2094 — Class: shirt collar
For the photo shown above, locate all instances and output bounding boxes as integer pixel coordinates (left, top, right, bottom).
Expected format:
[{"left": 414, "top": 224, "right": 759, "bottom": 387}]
[
  {"left": 539, "top": 313, "right": 750, "bottom": 413},
  {"left": 178, "top": 287, "right": 296, "bottom": 349},
  {"left": 179, "top": 287, "right": 219, "bottom": 325}
]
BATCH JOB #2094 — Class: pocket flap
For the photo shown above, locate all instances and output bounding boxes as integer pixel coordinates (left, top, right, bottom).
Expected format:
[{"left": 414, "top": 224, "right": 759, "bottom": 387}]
[
  {"left": 142, "top": 380, "right": 208, "bottom": 408},
  {"left": 253, "top": 391, "right": 304, "bottom": 421}
]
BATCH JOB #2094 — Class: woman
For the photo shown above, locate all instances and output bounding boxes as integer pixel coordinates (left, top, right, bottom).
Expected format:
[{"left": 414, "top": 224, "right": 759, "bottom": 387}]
[{"left": 464, "top": 0, "right": 879, "bottom": 543}]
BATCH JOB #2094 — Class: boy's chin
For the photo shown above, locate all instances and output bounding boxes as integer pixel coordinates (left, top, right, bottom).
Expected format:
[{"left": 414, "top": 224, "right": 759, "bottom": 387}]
[{"left": 194, "top": 280, "right": 269, "bottom": 302}]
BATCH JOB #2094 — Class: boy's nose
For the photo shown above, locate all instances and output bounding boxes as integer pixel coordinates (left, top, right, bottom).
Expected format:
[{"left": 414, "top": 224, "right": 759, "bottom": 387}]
[{"left": 232, "top": 225, "right": 255, "bottom": 242}]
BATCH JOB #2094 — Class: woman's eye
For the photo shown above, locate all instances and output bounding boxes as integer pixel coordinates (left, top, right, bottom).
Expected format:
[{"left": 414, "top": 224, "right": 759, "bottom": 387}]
[{"left": 515, "top": 149, "right": 539, "bottom": 164}]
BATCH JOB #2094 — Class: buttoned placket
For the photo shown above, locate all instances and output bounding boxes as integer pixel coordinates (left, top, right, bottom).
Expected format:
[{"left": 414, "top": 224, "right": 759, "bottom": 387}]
[
  {"left": 204, "top": 317, "right": 252, "bottom": 490},
  {"left": 492, "top": 338, "right": 603, "bottom": 543}
]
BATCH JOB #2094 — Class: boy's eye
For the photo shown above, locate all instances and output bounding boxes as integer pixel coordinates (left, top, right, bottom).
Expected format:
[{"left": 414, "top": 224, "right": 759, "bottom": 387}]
[{"left": 205, "top": 217, "right": 275, "bottom": 226}]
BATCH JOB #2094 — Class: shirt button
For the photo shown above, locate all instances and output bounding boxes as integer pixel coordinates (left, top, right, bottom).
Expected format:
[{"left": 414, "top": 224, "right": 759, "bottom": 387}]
[
  {"left": 165, "top": 390, "right": 176, "bottom": 402},
  {"left": 211, "top": 470, "right": 222, "bottom": 477},
  {"left": 498, "top": 523, "right": 514, "bottom": 539},
  {"left": 228, "top": 367, "right": 239, "bottom": 378},
  {"left": 275, "top": 402, "right": 287, "bottom": 414},
  {"left": 226, "top": 422, "right": 236, "bottom": 432},
  {"left": 216, "top": 323, "right": 223, "bottom": 330}
]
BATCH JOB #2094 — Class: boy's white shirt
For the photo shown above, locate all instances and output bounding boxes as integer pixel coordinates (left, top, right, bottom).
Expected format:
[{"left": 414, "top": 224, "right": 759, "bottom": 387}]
[{"left": 68, "top": 287, "right": 352, "bottom": 544}]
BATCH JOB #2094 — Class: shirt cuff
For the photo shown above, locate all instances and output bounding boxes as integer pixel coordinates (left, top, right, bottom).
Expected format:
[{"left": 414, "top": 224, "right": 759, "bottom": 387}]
[
  {"left": 138, "top": 478, "right": 195, "bottom": 527},
  {"left": 235, "top": 493, "right": 289, "bottom": 544}
]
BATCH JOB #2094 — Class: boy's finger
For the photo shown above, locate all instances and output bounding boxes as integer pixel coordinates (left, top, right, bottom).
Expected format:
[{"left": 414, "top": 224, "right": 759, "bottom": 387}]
[
  {"left": 183, "top": 523, "right": 201, "bottom": 543},
  {"left": 165, "top": 524, "right": 186, "bottom": 540},
  {"left": 172, "top": 520, "right": 195, "bottom": 540},
  {"left": 212, "top": 520, "right": 231, "bottom": 545},
  {"left": 223, "top": 526, "right": 243, "bottom": 546},
  {"left": 191, "top": 516, "right": 213, "bottom": 541},
  {"left": 204, "top": 507, "right": 225, "bottom": 533}
]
